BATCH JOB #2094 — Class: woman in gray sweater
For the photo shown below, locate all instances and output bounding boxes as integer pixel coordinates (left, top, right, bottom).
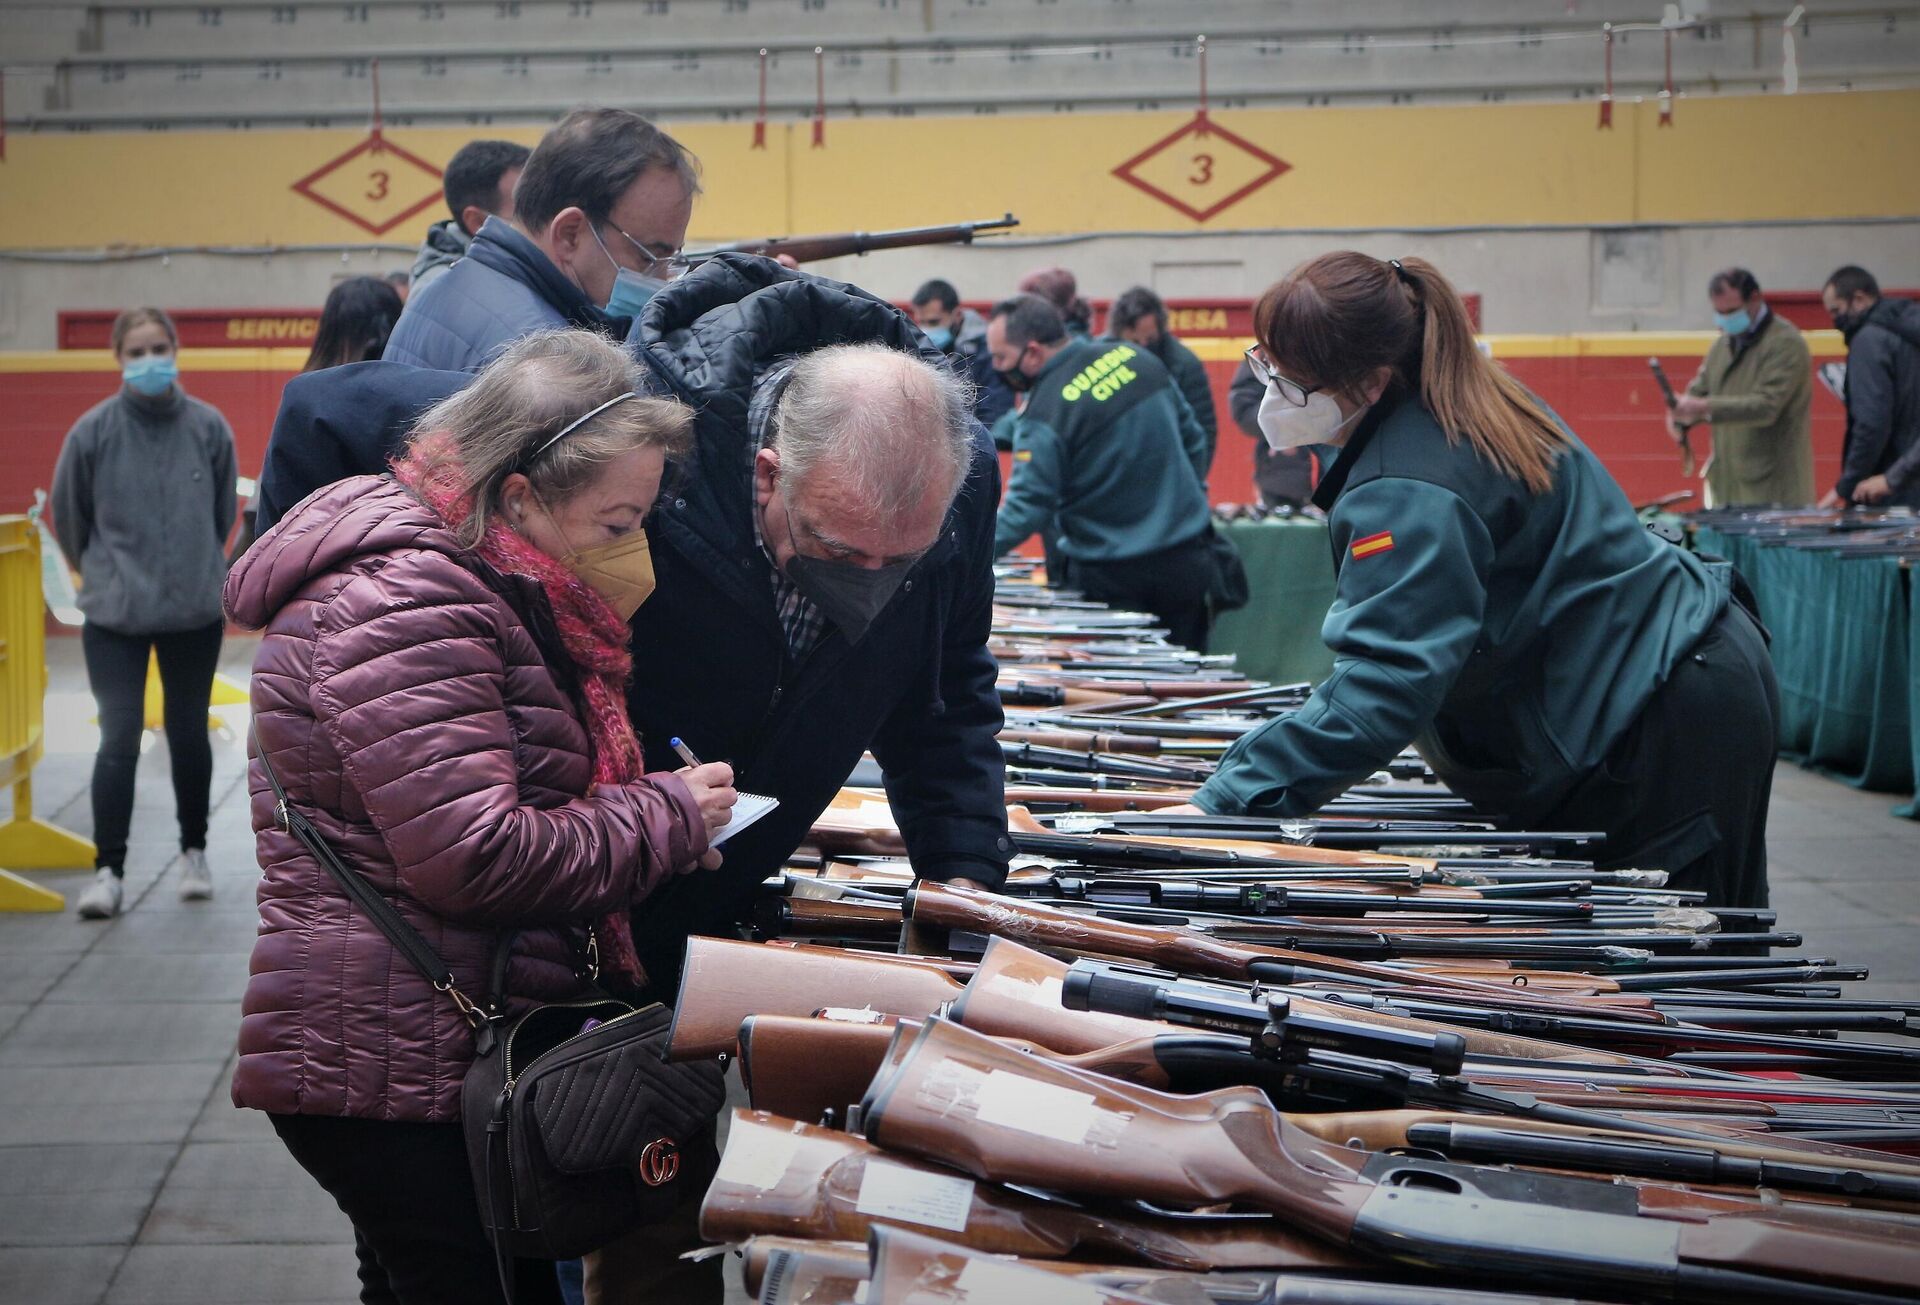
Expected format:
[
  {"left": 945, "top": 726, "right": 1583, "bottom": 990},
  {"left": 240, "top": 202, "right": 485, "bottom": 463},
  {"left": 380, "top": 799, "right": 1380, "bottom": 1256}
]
[{"left": 51, "top": 307, "right": 238, "bottom": 919}]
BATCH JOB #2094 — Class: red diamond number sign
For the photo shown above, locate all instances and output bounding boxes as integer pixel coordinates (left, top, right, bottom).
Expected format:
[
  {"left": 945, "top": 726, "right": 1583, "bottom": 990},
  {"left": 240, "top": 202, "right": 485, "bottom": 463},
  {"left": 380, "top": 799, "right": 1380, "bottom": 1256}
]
[
  {"left": 1111, "top": 111, "right": 1290, "bottom": 224},
  {"left": 291, "top": 129, "right": 444, "bottom": 237}
]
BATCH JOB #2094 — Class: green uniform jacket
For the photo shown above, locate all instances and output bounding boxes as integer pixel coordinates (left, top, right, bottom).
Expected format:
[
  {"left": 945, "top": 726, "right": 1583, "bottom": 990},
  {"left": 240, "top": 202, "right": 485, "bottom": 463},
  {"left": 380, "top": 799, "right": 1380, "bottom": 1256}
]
[
  {"left": 1104, "top": 331, "right": 1219, "bottom": 476},
  {"left": 1687, "top": 309, "right": 1814, "bottom": 506},
  {"left": 1195, "top": 391, "right": 1730, "bottom": 822},
  {"left": 993, "top": 338, "right": 1212, "bottom": 562}
]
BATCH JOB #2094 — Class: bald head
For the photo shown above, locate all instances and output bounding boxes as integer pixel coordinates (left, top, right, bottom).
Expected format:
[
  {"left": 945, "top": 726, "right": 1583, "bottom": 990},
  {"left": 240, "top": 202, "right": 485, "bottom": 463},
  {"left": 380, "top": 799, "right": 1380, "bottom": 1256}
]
[
  {"left": 754, "top": 343, "right": 975, "bottom": 572},
  {"left": 773, "top": 343, "right": 973, "bottom": 516}
]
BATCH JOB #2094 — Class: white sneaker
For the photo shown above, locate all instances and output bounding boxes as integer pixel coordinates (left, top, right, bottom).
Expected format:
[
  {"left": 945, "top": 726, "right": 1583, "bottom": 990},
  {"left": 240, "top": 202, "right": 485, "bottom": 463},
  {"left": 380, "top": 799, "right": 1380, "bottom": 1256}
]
[
  {"left": 76, "top": 868, "right": 124, "bottom": 919},
  {"left": 177, "top": 849, "right": 213, "bottom": 902}
]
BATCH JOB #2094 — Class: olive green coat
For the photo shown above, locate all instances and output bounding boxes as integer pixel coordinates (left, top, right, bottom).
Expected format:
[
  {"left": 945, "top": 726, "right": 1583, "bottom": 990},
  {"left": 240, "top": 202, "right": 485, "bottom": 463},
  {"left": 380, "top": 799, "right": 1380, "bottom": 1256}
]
[{"left": 1687, "top": 311, "right": 1815, "bottom": 506}]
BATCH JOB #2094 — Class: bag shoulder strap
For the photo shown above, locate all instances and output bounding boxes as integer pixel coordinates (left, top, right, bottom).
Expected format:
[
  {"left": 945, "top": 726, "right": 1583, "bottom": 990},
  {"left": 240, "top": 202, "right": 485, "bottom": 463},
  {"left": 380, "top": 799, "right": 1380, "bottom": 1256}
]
[{"left": 251, "top": 724, "right": 488, "bottom": 1030}]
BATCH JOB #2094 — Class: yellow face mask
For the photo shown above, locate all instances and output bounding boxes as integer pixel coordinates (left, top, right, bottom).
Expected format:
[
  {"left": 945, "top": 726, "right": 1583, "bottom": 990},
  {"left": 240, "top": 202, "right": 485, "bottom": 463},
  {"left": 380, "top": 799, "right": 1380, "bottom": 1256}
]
[{"left": 560, "top": 526, "right": 656, "bottom": 621}]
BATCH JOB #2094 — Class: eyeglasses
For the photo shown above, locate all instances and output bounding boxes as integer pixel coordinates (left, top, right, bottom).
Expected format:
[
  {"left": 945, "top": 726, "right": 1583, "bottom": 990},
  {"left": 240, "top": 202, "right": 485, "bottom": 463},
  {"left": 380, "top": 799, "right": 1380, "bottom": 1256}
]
[
  {"left": 606, "top": 224, "right": 690, "bottom": 280},
  {"left": 1244, "top": 346, "right": 1319, "bottom": 408}
]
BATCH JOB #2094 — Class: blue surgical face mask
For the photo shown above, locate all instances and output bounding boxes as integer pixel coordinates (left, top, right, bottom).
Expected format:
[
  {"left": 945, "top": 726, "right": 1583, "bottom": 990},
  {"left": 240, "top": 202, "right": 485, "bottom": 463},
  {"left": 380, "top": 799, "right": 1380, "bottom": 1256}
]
[
  {"left": 1713, "top": 308, "right": 1752, "bottom": 336},
  {"left": 122, "top": 354, "right": 178, "bottom": 397},
  {"left": 589, "top": 225, "right": 670, "bottom": 319},
  {"left": 923, "top": 326, "right": 954, "bottom": 350}
]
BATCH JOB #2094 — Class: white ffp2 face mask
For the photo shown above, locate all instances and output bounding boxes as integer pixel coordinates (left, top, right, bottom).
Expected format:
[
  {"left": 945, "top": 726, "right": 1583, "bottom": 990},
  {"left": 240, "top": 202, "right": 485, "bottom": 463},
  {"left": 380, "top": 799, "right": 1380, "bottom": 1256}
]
[{"left": 1257, "top": 385, "right": 1367, "bottom": 451}]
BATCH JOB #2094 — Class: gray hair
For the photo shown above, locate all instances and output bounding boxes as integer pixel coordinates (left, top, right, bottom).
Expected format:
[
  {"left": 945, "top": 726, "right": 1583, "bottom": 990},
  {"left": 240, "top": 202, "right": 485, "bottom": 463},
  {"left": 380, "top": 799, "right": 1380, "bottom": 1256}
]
[
  {"left": 767, "top": 343, "right": 975, "bottom": 518},
  {"left": 404, "top": 329, "right": 692, "bottom": 547}
]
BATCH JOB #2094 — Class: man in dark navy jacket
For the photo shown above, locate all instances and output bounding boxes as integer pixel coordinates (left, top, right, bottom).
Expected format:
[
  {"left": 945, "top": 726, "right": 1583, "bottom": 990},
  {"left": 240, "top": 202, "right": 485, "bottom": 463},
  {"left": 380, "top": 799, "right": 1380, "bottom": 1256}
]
[{"left": 626, "top": 256, "right": 1009, "bottom": 985}]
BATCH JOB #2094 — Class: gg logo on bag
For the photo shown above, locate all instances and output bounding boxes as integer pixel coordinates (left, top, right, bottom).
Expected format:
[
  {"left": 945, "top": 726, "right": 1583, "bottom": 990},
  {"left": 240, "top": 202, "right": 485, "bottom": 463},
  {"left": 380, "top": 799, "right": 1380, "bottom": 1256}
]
[{"left": 638, "top": 1138, "right": 681, "bottom": 1187}]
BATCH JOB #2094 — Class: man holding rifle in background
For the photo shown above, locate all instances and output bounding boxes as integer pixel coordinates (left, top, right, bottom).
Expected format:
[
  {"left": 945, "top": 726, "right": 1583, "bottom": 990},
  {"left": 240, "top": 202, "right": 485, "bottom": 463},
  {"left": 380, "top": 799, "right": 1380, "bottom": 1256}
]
[{"left": 1669, "top": 267, "right": 1814, "bottom": 507}]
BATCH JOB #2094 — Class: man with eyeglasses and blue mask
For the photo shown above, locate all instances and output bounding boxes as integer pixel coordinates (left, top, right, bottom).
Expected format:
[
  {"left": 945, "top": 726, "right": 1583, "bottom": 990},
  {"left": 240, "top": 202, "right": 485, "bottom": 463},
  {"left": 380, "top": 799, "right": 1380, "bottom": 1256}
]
[
  {"left": 384, "top": 106, "right": 698, "bottom": 374},
  {"left": 1668, "top": 267, "right": 1814, "bottom": 507}
]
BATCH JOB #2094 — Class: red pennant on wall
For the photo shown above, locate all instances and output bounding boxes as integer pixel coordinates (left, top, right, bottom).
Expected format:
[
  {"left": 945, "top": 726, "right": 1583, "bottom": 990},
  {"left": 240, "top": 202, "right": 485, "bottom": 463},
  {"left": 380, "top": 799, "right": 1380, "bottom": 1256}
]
[
  {"left": 1659, "top": 28, "right": 1676, "bottom": 126},
  {"left": 811, "top": 46, "right": 826, "bottom": 148},
  {"left": 1597, "top": 24, "right": 1614, "bottom": 129},
  {"left": 751, "top": 48, "right": 768, "bottom": 149}
]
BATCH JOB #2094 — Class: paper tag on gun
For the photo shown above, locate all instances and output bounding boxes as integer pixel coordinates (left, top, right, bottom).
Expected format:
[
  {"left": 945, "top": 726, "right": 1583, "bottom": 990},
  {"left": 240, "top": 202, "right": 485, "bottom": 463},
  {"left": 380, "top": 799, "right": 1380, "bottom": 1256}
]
[
  {"left": 972, "top": 1069, "right": 1099, "bottom": 1144},
  {"left": 854, "top": 1160, "right": 974, "bottom": 1232},
  {"left": 714, "top": 1127, "right": 799, "bottom": 1191}
]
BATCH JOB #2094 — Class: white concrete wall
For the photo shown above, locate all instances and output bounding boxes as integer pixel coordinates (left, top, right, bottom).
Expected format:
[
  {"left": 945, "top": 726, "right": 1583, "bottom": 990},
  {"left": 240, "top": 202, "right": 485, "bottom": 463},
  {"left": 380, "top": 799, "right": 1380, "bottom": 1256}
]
[{"left": 5, "top": 218, "right": 1915, "bottom": 348}]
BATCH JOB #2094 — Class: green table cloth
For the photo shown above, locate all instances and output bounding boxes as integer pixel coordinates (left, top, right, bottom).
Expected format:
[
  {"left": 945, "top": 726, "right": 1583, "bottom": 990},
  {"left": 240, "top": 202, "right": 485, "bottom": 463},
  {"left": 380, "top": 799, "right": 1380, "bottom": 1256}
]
[
  {"left": 1695, "top": 526, "right": 1917, "bottom": 816},
  {"left": 1207, "top": 518, "right": 1338, "bottom": 689}
]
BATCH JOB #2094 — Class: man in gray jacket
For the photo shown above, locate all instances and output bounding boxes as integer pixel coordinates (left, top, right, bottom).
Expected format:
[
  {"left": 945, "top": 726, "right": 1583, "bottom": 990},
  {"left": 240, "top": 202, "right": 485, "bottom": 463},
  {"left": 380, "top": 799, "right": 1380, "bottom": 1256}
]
[
  {"left": 407, "top": 138, "right": 529, "bottom": 292},
  {"left": 1820, "top": 265, "right": 1920, "bottom": 509}
]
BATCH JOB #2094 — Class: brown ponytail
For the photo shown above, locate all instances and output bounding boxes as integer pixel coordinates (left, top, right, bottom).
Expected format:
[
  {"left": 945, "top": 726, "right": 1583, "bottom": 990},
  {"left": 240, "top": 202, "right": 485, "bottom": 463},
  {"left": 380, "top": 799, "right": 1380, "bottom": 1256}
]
[{"left": 1254, "top": 253, "right": 1566, "bottom": 494}]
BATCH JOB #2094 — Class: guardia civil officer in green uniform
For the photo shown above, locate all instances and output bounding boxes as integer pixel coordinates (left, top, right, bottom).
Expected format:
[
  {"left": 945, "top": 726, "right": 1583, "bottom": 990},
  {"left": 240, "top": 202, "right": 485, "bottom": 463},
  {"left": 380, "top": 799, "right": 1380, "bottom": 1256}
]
[
  {"left": 1180, "top": 253, "right": 1780, "bottom": 907},
  {"left": 988, "top": 293, "right": 1215, "bottom": 648}
]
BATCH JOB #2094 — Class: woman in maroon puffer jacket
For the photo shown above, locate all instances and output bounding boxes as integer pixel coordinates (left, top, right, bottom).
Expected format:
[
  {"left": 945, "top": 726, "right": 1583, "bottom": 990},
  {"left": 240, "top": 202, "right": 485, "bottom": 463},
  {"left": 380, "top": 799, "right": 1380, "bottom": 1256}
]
[{"left": 224, "top": 330, "right": 736, "bottom": 1305}]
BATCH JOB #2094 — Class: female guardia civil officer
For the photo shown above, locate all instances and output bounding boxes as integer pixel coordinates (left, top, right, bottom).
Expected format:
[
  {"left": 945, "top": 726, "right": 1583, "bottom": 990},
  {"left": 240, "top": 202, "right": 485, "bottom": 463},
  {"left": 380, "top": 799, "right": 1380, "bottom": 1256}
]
[{"left": 1180, "top": 253, "right": 1779, "bottom": 907}]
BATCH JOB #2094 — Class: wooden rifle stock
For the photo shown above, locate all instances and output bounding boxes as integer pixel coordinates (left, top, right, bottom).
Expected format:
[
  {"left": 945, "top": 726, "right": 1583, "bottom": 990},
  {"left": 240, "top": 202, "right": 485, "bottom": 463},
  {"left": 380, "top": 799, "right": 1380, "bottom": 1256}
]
[
  {"left": 667, "top": 937, "right": 966, "bottom": 1060},
  {"left": 861, "top": 1020, "right": 1920, "bottom": 1300},
  {"left": 702, "top": 1110, "right": 1365, "bottom": 1272},
  {"left": 690, "top": 213, "right": 1018, "bottom": 265}
]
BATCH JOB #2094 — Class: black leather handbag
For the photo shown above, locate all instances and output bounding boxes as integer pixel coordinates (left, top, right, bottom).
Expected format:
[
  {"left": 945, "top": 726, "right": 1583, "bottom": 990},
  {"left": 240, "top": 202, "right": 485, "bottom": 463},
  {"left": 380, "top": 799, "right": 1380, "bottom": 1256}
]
[{"left": 254, "top": 733, "right": 727, "bottom": 1276}]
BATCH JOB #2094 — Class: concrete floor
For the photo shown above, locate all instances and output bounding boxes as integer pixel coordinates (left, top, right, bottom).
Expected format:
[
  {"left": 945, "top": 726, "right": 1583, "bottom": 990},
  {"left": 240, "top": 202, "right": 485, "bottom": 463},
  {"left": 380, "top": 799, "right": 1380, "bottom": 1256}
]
[{"left": 1, "top": 635, "right": 1916, "bottom": 1305}]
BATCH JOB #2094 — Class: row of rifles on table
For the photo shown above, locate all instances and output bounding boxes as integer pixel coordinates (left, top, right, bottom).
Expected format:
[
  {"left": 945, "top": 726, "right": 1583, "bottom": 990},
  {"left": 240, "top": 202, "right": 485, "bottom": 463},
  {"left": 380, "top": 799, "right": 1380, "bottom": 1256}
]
[
  {"left": 1688, "top": 505, "right": 1920, "bottom": 558},
  {"left": 662, "top": 558, "right": 1920, "bottom": 1305}
]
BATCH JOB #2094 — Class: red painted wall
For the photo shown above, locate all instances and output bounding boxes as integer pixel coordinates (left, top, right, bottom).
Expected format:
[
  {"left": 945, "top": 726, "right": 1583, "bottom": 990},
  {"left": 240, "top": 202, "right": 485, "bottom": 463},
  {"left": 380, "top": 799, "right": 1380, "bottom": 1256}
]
[{"left": 2, "top": 342, "right": 1849, "bottom": 530}]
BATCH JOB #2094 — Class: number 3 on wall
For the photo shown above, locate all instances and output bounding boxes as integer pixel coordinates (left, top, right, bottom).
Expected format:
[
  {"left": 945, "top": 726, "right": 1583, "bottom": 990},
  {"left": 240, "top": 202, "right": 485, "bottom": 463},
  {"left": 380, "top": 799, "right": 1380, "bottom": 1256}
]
[
  {"left": 366, "top": 169, "right": 391, "bottom": 201},
  {"left": 1189, "top": 153, "right": 1214, "bottom": 185}
]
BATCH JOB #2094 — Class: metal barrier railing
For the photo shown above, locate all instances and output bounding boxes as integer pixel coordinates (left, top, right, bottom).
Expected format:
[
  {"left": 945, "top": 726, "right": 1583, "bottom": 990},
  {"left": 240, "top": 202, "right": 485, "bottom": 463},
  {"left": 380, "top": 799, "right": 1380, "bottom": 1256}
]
[{"left": 0, "top": 515, "right": 95, "bottom": 912}]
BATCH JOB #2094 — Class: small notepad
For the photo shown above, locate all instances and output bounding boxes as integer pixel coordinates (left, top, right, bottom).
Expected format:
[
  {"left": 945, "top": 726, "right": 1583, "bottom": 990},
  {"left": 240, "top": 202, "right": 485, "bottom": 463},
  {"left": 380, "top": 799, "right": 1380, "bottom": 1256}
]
[{"left": 711, "top": 791, "right": 779, "bottom": 846}]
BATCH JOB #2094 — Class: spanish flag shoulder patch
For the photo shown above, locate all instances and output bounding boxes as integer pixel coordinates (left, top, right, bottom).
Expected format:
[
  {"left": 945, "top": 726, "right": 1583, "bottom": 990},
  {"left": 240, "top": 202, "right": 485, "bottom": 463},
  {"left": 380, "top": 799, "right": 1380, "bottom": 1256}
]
[
  {"left": 1350, "top": 531, "right": 1396, "bottom": 559},
  {"left": 1013, "top": 450, "right": 1033, "bottom": 462}
]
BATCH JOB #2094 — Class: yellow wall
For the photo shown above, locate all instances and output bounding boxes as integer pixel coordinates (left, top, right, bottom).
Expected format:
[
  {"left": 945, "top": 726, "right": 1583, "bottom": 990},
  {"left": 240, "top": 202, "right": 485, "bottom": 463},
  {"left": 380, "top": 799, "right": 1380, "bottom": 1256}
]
[{"left": 2, "top": 90, "right": 1915, "bottom": 249}]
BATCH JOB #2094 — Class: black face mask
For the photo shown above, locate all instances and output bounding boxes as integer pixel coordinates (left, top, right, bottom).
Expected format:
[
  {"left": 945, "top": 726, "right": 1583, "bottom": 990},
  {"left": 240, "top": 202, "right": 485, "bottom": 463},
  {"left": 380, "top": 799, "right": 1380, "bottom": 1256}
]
[
  {"left": 771, "top": 498, "right": 912, "bottom": 646},
  {"left": 784, "top": 552, "right": 912, "bottom": 645},
  {"left": 995, "top": 364, "right": 1034, "bottom": 394},
  {"left": 1832, "top": 307, "right": 1869, "bottom": 340}
]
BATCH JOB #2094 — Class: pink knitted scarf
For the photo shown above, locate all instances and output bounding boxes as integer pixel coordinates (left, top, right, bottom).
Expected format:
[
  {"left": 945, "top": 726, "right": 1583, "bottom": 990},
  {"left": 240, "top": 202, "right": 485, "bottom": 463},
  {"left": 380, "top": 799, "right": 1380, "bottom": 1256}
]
[{"left": 393, "top": 436, "right": 649, "bottom": 986}]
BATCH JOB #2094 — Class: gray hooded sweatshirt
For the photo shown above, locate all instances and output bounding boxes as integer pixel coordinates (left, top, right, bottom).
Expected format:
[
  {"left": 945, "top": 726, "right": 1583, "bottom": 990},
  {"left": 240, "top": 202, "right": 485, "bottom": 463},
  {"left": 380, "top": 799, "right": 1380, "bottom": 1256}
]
[{"left": 51, "top": 384, "right": 238, "bottom": 633}]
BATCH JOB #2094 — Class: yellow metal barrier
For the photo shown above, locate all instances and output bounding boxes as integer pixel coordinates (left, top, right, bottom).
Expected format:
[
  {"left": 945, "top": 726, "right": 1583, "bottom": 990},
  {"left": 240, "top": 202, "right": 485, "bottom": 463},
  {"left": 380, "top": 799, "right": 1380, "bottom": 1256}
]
[{"left": 0, "top": 516, "right": 95, "bottom": 912}]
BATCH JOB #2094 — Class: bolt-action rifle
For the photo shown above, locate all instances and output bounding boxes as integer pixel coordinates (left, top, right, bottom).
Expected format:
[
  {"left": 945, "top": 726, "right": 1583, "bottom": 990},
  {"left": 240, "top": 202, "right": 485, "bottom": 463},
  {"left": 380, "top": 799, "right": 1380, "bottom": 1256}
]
[{"left": 686, "top": 214, "right": 1019, "bottom": 265}]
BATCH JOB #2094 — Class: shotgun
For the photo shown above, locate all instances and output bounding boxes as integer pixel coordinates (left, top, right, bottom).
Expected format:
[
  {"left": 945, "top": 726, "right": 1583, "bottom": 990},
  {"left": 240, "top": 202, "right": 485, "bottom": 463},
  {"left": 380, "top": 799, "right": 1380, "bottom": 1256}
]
[
  {"left": 859, "top": 1018, "right": 1920, "bottom": 1301},
  {"left": 687, "top": 214, "right": 1019, "bottom": 265},
  {"left": 701, "top": 1110, "right": 1368, "bottom": 1273}
]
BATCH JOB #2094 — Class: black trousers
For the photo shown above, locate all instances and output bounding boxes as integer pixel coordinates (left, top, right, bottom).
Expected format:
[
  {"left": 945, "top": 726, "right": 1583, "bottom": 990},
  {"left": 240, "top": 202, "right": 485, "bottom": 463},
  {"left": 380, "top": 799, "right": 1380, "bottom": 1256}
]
[
  {"left": 1063, "top": 534, "right": 1215, "bottom": 652},
  {"left": 1538, "top": 602, "right": 1780, "bottom": 908},
  {"left": 80, "top": 620, "right": 222, "bottom": 874},
  {"left": 271, "top": 1113, "right": 564, "bottom": 1305}
]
